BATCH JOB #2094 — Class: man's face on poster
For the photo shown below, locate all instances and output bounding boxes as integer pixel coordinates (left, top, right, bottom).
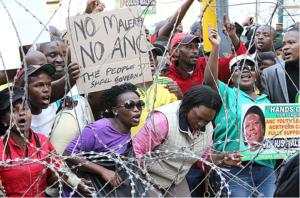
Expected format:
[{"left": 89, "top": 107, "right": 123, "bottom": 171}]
[{"left": 244, "top": 113, "right": 265, "bottom": 148}]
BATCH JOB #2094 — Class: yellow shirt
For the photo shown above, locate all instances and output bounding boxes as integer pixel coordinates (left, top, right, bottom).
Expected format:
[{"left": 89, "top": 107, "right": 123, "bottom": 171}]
[
  {"left": 255, "top": 85, "right": 260, "bottom": 94},
  {"left": 0, "top": 83, "right": 13, "bottom": 91},
  {"left": 131, "top": 76, "right": 177, "bottom": 135}
]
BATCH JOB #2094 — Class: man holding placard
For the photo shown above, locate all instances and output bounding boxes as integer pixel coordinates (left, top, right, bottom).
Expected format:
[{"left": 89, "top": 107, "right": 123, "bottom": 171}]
[{"left": 67, "top": 6, "right": 152, "bottom": 94}]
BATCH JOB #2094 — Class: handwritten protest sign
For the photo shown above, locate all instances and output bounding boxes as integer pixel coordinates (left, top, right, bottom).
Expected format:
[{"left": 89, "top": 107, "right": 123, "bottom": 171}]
[
  {"left": 240, "top": 104, "right": 299, "bottom": 161},
  {"left": 67, "top": 6, "right": 152, "bottom": 94}
]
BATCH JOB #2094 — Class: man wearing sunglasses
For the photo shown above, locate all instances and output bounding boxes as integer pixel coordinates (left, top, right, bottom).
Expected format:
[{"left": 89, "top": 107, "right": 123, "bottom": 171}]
[{"left": 132, "top": 44, "right": 183, "bottom": 136}]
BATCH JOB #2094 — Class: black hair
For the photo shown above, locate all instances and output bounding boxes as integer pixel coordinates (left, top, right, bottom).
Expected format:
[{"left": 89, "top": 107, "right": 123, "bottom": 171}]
[
  {"left": 260, "top": 25, "right": 277, "bottom": 40},
  {"left": 256, "top": 52, "right": 276, "bottom": 67},
  {"left": 0, "top": 109, "right": 7, "bottom": 136},
  {"left": 246, "top": 25, "right": 260, "bottom": 41},
  {"left": 244, "top": 40, "right": 257, "bottom": 55},
  {"left": 179, "top": 85, "right": 222, "bottom": 117},
  {"left": 101, "top": 83, "right": 140, "bottom": 118},
  {"left": 39, "top": 36, "right": 64, "bottom": 53},
  {"left": 0, "top": 105, "right": 41, "bottom": 163},
  {"left": 242, "top": 105, "right": 265, "bottom": 145},
  {"left": 154, "top": 36, "right": 169, "bottom": 42}
]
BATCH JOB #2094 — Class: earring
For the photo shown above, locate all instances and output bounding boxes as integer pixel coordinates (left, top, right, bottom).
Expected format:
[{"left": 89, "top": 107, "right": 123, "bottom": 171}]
[
  {"left": 4, "top": 123, "right": 7, "bottom": 127},
  {"left": 115, "top": 113, "right": 118, "bottom": 116}
]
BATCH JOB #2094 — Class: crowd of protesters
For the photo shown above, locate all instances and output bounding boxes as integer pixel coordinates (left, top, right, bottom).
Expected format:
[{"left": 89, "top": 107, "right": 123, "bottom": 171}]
[{"left": 0, "top": 0, "right": 299, "bottom": 197}]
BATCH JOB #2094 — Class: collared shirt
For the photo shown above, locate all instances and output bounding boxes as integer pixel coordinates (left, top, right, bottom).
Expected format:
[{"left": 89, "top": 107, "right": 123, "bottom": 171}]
[
  {"left": 133, "top": 111, "right": 212, "bottom": 171},
  {"left": 164, "top": 39, "right": 249, "bottom": 94},
  {"left": 0, "top": 130, "right": 62, "bottom": 197},
  {"left": 213, "top": 80, "right": 275, "bottom": 168},
  {"left": 173, "top": 61, "right": 193, "bottom": 79}
]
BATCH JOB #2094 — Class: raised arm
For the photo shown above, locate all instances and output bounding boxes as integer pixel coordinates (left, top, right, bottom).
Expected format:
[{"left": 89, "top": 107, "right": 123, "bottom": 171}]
[
  {"left": 222, "top": 14, "right": 240, "bottom": 51},
  {"left": 85, "top": 0, "right": 105, "bottom": 14},
  {"left": 204, "top": 24, "right": 221, "bottom": 91},
  {"left": 158, "top": 0, "right": 198, "bottom": 37},
  {"left": 50, "top": 48, "right": 80, "bottom": 103},
  {"left": 0, "top": 70, "right": 17, "bottom": 85}
]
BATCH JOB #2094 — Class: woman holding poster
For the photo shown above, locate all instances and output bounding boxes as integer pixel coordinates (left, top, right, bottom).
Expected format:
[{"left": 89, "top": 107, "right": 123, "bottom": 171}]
[
  {"left": 203, "top": 25, "right": 276, "bottom": 197},
  {"left": 242, "top": 105, "right": 266, "bottom": 152}
]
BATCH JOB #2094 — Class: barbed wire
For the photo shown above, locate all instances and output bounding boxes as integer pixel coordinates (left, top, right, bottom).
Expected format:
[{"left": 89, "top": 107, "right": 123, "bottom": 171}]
[{"left": 0, "top": 0, "right": 299, "bottom": 197}]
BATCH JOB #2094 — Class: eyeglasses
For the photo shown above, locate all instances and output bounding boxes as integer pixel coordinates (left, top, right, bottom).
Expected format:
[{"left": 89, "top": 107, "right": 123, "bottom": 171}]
[
  {"left": 116, "top": 100, "right": 145, "bottom": 111},
  {"left": 232, "top": 65, "right": 255, "bottom": 72}
]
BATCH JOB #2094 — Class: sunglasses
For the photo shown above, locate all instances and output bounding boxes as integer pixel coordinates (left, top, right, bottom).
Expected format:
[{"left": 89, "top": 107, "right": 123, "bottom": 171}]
[
  {"left": 116, "top": 100, "right": 145, "bottom": 111},
  {"left": 232, "top": 65, "right": 255, "bottom": 72}
]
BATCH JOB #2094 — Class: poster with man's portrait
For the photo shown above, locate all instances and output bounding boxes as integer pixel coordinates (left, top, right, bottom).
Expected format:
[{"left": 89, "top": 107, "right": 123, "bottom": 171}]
[{"left": 240, "top": 104, "right": 299, "bottom": 161}]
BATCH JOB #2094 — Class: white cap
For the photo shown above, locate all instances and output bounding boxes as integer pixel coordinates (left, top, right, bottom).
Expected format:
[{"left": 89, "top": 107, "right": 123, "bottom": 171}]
[{"left": 229, "top": 54, "right": 255, "bottom": 71}]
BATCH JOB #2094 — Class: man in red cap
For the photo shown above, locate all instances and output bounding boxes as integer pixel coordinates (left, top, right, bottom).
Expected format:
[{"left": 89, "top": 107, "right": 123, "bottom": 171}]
[{"left": 164, "top": 16, "right": 249, "bottom": 94}]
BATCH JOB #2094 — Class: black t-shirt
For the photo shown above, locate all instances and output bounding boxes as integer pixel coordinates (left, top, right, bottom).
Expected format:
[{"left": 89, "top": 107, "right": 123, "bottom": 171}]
[{"left": 285, "top": 62, "right": 299, "bottom": 103}]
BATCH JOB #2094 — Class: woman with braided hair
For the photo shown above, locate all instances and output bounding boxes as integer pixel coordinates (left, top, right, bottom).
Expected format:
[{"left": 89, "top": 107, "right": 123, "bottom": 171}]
[
  {"left": 0, "top": 85, "right": 66, "bottom": 197},
  {"left": 63, "top": 83, "right": 148, "bottom": 197}
]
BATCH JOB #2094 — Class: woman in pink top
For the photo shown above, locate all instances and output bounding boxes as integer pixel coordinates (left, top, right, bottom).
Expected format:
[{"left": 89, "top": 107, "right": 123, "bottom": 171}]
[{"left": 133, "top": 85, "right": 243, "bottom": 197}]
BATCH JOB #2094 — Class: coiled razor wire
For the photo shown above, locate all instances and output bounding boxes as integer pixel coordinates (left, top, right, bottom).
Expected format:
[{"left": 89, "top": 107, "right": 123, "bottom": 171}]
[{"left": 0, "top": 0, "right": 299, "bottom": 197}]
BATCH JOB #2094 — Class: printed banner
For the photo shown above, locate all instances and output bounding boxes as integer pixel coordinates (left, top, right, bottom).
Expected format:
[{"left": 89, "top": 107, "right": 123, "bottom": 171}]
[
  {"left": 67, "top": 6, "right": 152, "bottom": 94},
  {"left": 114, "top": 0, "right": 157, "bottom": 15},
  {"left": 240, "top": 104, "right": 299, "bottom": 161}
]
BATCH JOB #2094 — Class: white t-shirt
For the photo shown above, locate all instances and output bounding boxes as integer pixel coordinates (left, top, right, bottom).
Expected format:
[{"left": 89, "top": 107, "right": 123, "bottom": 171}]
[
  {"left": 31, "top": 103, "right": 58, "bottom": 138},
  {"left": 67, "top": 85, "right": 79, "bottom": 98},
  {"left": 55, "top": 85, "right": 80, "bottom": 108}
]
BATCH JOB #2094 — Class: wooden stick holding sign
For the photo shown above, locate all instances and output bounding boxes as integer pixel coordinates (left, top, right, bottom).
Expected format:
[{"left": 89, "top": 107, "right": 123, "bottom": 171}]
[{"left": 67, "top": 6, "right": 152, "bottom": 94}]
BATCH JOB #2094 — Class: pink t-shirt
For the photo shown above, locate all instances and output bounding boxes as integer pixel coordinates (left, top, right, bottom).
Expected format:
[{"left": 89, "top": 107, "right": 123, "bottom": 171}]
[{"left": 132, "top": 111, "right": 214, "bottom": 171}]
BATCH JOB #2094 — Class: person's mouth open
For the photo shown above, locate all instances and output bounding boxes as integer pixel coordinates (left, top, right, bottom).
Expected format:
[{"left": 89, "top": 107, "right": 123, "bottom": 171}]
[
  {"left": 190, "top": 55, "right": 198, "bottom": 62},
  {"left": 42, "top": 95, "right": 50, "bottom": 105},
  {"left": 55, "top": 65, "right": 64, "bottom": 72},
  {"left": 257, "top": 41, "right": 264, "bottom": 47},
  {"left": 284, "top": 52, "right": 292, "bottom": 60},
  {"left": 150, "top": 64, "right": 155, "bottom": 71},
  {"left": 132, "top": 113, "right": 141, "bottom": 123},
  {"left": 17, "top": 118, "right": 26, "bottom": 128},
  {"left": 240, "top": 73, "right": 251, "bottom": 81}
]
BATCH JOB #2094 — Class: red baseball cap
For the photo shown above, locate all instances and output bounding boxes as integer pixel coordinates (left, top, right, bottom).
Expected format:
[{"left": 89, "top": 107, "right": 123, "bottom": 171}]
[{"left": 171, "top": 33, "right": 202, "bottom": 49}]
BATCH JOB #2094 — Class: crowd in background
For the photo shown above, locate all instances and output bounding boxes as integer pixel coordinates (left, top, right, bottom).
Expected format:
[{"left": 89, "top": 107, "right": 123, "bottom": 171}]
[{"left": 0, "top": 0, "right": 299, "bottom": 197}]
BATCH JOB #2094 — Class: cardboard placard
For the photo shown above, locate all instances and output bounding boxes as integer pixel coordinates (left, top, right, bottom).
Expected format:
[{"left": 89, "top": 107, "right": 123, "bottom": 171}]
[
  {"left": 0, "top": 7, "right": 21, "bottom": 71},
  {"left": 240, "top": 104, "right": 299, "bottom": 161},
  {"left": 1, "top": 0, "right": 50, "bottom": 46},
  {"left": 67, "top": 6, "right": 152, "bottom": 94}
]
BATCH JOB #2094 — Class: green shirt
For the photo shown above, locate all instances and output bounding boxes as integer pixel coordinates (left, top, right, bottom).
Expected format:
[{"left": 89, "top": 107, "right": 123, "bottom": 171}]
[{"left": 214, "top": 81, "right": 275, "bottom": 168}]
